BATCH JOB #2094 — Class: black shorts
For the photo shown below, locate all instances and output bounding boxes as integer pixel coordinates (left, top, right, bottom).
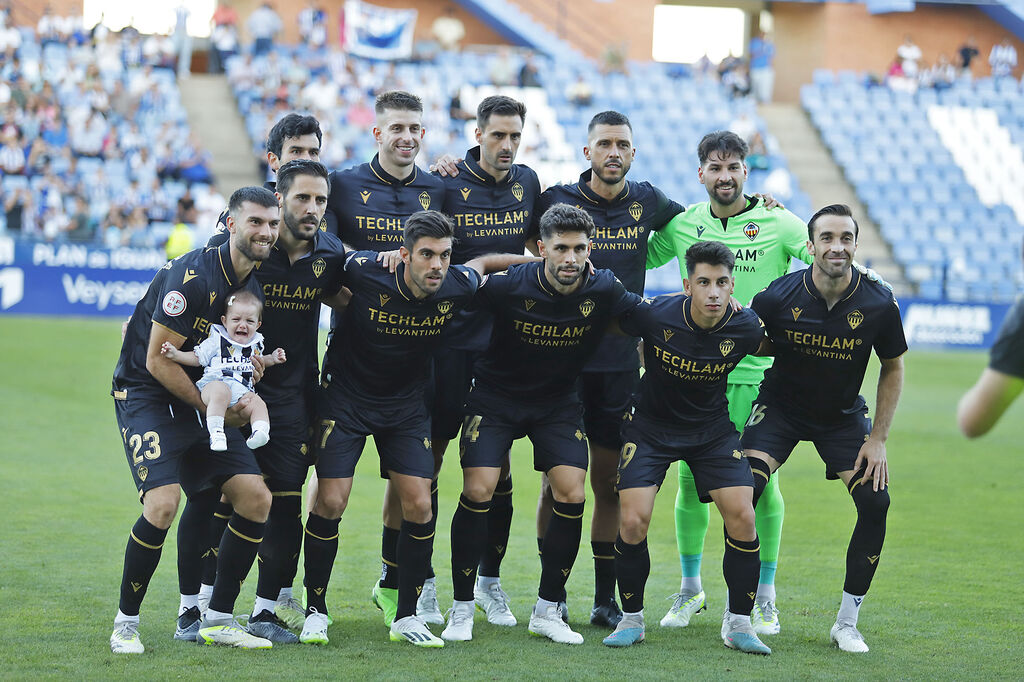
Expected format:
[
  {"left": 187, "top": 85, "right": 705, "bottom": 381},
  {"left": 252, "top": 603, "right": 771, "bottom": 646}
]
[
  {"left": 255, "top": 409, "right": 315, "bottom": 491},
  {"left": 114, "top": 396, "right": 261, "bottom": 497},
  {"left": 316, "top": 383, "right": 434, "bottom": 480},
  {"left": 577, "top": 370, "right": 638, "bottom": 450},
  {"left": 740, "top": 399, "right": 873, "bottom": 480},
  {"left": 459, "top": 388, "right": 588, "bottom": 472},
  {"left": 617, "top": 415, "right": 752, "bottom": 502},
  {"left": 429, "top": 346, "right": 477, "bottom": 442}
]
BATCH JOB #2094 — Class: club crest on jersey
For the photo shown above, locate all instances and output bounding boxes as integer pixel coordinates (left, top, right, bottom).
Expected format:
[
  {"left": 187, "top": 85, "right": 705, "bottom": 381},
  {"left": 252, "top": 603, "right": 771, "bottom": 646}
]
[
  {"left": 460, "top": 187, "right": 471, "bottom": 201},
  {"left": 696, "top": 225, "right": 706, "bottom": 238},
  {"left": 743, "top": 222, "right": 760, "bottom": 241},
  {"left": 162, "top": 290, "right": 186, "bottom": 316},
  {"left": 379, "top": 293, "right": 390, "bottom": 306},
  {"left": 312, "top": 258, "right": 326, "bottom": 278},
  {"left": 629, "top": 201, "right": 643, "bottom": 222},
  {"left": 847, "top": 309, "right": 864, "bottom": 330},
  {"left": 579, "top": 299, "right": 595, "bottom": 317},
  {"left": 720, "top": 338, "right": 735, "bottom": 356},
  {"left": 791, "top": 307, "right": 802, "bottom": 321},
  {"left": 360, "top": 190, "right": 371, "bottom": 204},
  {"left": 663, "top": 329, "right": 675, "bottom": 342},
  {"left": 512, "top": 182, "right": 524, "bottom": 202},
  {"left": 137, "top": 465, "right": 148, "bottom": 482},
  {"left": 319, "top": 217, "right": 327, "bottom": 231},
  {"left": 574, "top": 429, "right": 585, "bottom": 441},
  {"left": 423, "top": 438, "right": 431, "bottom": 450},
  {"left": 524, "top": 299, "right": 536, "bottom": 311},
  {"left": 418, "top": 191, "right": 431, "bottom": 210},
  {"left": 437, "top": 300, "right": 452, "bottom": 315}
]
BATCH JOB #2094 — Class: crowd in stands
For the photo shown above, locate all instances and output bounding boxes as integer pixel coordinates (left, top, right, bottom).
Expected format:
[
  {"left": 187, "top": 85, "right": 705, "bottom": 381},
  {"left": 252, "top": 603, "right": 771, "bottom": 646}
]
[
  {"left": 0, "top": 10, "right": 221, "bottom": 247},
  {"left": 883, "top": 33, "right": 1019, "bottom": 94}
]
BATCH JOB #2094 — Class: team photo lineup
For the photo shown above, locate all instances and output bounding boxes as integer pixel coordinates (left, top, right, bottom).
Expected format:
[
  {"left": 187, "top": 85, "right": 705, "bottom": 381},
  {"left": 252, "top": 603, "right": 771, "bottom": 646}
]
[{"left": 108, "top": 86, "right": 911, "bottom": 658}]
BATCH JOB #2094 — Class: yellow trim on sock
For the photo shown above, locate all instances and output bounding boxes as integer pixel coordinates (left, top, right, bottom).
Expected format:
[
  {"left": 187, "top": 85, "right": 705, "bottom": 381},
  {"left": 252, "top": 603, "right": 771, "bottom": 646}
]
[
  {"left": 228, "top": 524, "right": 262, "bottom": 544},
  {"left": 130, "top": 531, "right": 164, "bottom": 550},
  {"left": 459, "top": 499, "right": 489, "bottom": 513},
  {"left": 304, "top": 527, "right": 338, "bottom": 542},
  {"left": 410, "top": 532, "right": 435, "bottom": 541},
  {"left": 272, "top": 491, "right": 302, "bottom": 497},
  {"left": 552, "top": 508, "right": 584, "bottom": 520},
  {"left": 213, "top": 512, "right": 231, "bottom": 519},
  {"left": 381, "top": 557, "right": 398, "bottom": 567},
  {"left": 725, "top": 538, "right": 760, "bottom": 553}
]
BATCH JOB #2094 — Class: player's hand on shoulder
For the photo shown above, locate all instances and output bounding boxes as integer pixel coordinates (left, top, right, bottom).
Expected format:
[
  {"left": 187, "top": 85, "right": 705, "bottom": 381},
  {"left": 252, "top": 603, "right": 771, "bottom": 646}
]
[
  {"left": 376, "top": 249, "right": 403, "bottom": 273},
  {"left": 729, "top": 295, "right": 744, "bottom": 312},
  {"left": 853, "top": 437, "right": 889, "bottom": 491},
  {"left": 754, "top": 193, "right": 784, "bottom": 210},
  {"left": 430, "top": 154, "right": 462, "bottom": 177},
  {"left": 854, "top": 263, "right": 893, "bottom": 291}
]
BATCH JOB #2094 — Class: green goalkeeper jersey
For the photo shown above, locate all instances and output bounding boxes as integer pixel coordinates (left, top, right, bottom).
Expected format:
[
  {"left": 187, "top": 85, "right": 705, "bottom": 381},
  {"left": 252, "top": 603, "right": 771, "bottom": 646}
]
[{"left": 647, "top": 195, "right": 811, "bottom": 386}]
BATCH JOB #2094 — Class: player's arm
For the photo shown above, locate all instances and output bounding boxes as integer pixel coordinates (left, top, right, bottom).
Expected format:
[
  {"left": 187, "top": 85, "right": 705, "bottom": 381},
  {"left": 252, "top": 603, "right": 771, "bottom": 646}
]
[
  {"left": 464, "top": 253, "right": 539, "bottom": 277},
  {"left": 855, "top": 353, "right": 904, "bottom": 491},
  {"left": 429, "top": 153, "right": 462, "bottom": 177},
  {"left": 146, "top": 324, "right": 206, "bottom": 413},
  {"left": 322, "top": 286, "right": 352, "bottom": 311},
  {"left": 645, "top": 214, "right": 681, "bottom": 270},
  {"left": 957, "top": 368, "right": 1024, "bottom": 438},
  {"left": 160, "top": 341, "right": 201, "bottom": 366},
  {"left": 753, "top": 336, "right": 774, "bottom": 356},
  {"left": 260, "top": 348, "right": 288, "bottom": 367}
]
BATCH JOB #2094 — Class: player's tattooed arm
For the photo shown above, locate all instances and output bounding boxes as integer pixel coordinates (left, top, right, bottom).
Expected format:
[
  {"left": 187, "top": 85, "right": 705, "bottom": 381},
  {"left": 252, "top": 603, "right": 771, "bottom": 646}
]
[
  {"left": 160, "top": 341, "right": 201, "bottom": 367},
  {"left": 957, "top": 368, "right": 1024, "bottom": 438},
  {"left": 261, "top": 348, "right": 288, "bottom": 367},
  {"left": 855, "top": 353, "right": 905, "bottom": 491},
  {"left": 430, "top": 153, "right": 462, "bottom": 177},
  {"left": 147, "top": 324, "right": 205, "bottom": 413}
]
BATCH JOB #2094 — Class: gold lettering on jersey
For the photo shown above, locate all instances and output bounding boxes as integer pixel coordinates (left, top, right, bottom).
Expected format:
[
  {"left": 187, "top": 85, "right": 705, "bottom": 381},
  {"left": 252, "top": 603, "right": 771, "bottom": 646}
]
[
  {"left": 580, "top": 299, "right": 595, "bottom": 317},
  {"left": 418, "top": 191, "right": 431, "bottom": 210},
  {"left": 452, "top": 210, "right": 529, "bottom": 233},
  {"left": 209, "top": 292, "right": 217, "bottom": 305},
  {"left": 355, "top": 216, "right": 403, "bottom": 232},
  {"left": 847, "top": 309, "right": 864, "bottom": 330},
  {"left": 379, "top": 294, "right": 390, "bottom": 306},
  {"left": 192, "top": 316, "right": 212, "bottom": 336},
  {"left": 437, "top": 300, "right": 452, "bottom": 315},
  {"left": 312, "top": 258, "right": 326, "bottom": 278},
  {"left": 784, "top": 329, "right": 858, "bottom": 360},
  {"left": 460, "top": 187, "right": 471, "bottom": 201},
  {"left": 791, "top": 307, "right": 803, "bottom": 321},
  {"left": 629, "top": 201, "right": 643, "bottom": 222},
  {"left": 512, "top": 182, "right": 524, "bottom": 202},
  {"left": 720, "top": 338, "right": 735, "bottom": 356},
  {"left": 743, "top": 222, "right": 760, "bottom": 241},
  {"left": 514, "top": 319, "right": 592, "bottom": 347},
  {"left": 593, "top": 226, "right": 642, "bottom": 241},
  {"left": 263, "top": 284, "right": 322, "bottom": 311},
  {"left": 368, "top": 306, "right": 452, "bottom": 336},
  {"left": 652, "top": 345, "right": 732, "bottom": 381},
  {"left": 524, "top": 299, "right": 536, "bottom": 311},
  {"left": 319, "top": 217, "right": 327, "bottom": 231},
  {"left": 360, "top": 190, "right": 371, "bottom": 204},
  {"left": 183, "top": 269, "right": 198, "bottom": 284},
  {"left": 663, "top": 329, "right": 675, "bottom": 342}
]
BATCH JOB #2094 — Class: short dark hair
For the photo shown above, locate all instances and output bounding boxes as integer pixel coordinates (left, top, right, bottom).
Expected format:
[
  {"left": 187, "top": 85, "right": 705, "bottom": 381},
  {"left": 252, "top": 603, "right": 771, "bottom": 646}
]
[
  {"left": 229, "top": 186, "right": 278, "bottom": 216},
  {"left": 403, "top": 210, "right": 453, "bottom": 249},
  {"left": 477, "top": 95, "right": 526, "bottom": 129},
  {"left": 697, "top": 131, "right": 749, "bottom": 165},
  {"left": 375, "top": 90, "right": 423, "bottom": 115},
  {"left": 225, "top": 290, "right": 264, "bottom": 317},
  {"left": 538, "top": 203, "right": 595, "bottom": 240},
  {"left": 807, "top": 203, "right": 859, "bottom": 240},
  {"left": 276, "top": 159, "right": 330, "bottom": 198},
  {"left": 684, "top": 240, "right": 736, "bottom": 276},
  {"left": 266, "top": 113, "right": 322, "bottom": 158},
  {"left": 587, "top": 110, "right": 632, "bottom": 134}
]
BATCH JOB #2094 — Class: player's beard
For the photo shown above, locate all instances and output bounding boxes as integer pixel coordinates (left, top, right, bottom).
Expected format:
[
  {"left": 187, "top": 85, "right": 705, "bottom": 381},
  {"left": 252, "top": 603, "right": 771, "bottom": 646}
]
[
  {"left": 593, "top": 160, "right": 629, "bottom": 185},
  {"left": 235, "top": 235, "right": 273, "bottom": 262},
  {"left": 284, "top": 208, "right": 318, "bottom": 242},
  {"left": 711, "top": 181, "right": 742, "bottom": 205},
  {"left": 411, "top": 266, "right": 445, "bottom": 296},
  {"left": 549, "top": 262, "right": 583, "bottom": 286}
]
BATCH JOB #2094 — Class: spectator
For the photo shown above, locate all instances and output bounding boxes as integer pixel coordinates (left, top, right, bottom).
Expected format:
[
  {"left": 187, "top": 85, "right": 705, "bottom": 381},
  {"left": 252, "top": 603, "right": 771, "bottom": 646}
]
[
  {"left": 213, "top": 0, "right": 239, "bottom": 29},
  {"left": 601, "top": 41, "right": 628, "bottom": 75},
  {"left": 448, "top": 90, "right": 474, "bottom": 121},
  {"left": 886, "top": 54, "right": 916, "bottom": 94},
  {"left": 3, "top": 187, "right": 32, "bottom": 234},
  {"left": 749, "top": 31, "right": 776, "bottom": 103},
  {"left": 896, "top": 34, "right": 922, "bottom": 78},
  {"left": 566, "top": 74, "right": 593, "bottom": 108},
  {"left": 102, "top": 206, "right": 129, "bottom": 248},
  {"left": 723, "top": 62, "right": 751, "bottom": 99},
  {"left": 519, "top": 53, "right": 542, "bottom": 88},
  {"left": 432, "top": 6, "right": 465, "bottom": 52},
  {"left": 247, "top": 2, "right": 282, "bottom": 57},
  {"left": 165, "top": 197, "right": 196, "bottom": 259},
  {"left": 929, "top": 54, "right": 957, "bottom": 91},
  {"left": 958, "top": 36, "right": 980, "bottom": 77},
  {"left": 172, "top": 1, "right": 192, "bottom": 79},
  {"left": 210, "top": 22, "right": 239, "bottom": 73},
  {"left": 989, "top": 38, "right": 1018, "bottom": 78},
  {"left": 298, "top": 2, "right": 327, "bottom": 50},
  {"left": 301, "top": 71, "right": 338, "bottom": 112},
  {"left": 489, "top": 47, "right": 517, "bottom": 86},
  {"left": 65, "top": 194, "right": 96, "bottom": 243},
  {"left": 692, "top": 53, "right": 715, "bottom": 81},
  {"left": 37, "top": 6, "right": 61, "bottom": 47},
  {"left": 0, "top": 129, "right": 25, "bottom": 173}
]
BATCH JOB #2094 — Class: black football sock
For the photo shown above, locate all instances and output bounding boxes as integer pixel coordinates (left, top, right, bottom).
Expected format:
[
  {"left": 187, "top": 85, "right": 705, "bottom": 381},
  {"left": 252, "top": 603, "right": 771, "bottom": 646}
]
[
  {"left": 177, "top": 490, "right": 218, "bottom": 596},
  {"left": 396, "top": 519, "right": 434, "bottom": 620},
  {"left": 450, "top": 495, "right": 490, "bottom": 601},
  {"left": 426, "top": 482, "right": 439, "bottom": 580},
  {"left": 208, "top": 513, "right": 265, "bottom": 616},
  {"left": 723, "top": 533, "right": 760, "bottom": 616},
  {"left": 845, "top": 478, "right": 890, "bottom": 595},
  {"left": 118, "top": 516, "right": 168, "bottom": 616},
  {"left": 302, "top": 513, "right": 340, "bottom": 615},
  {"left": 750, "top": 459, "right": 772, "bottom": 509},
  {"left": 202, "top": 500, "right": 232, "bottom": 585},
  {"left": 592, "top": 540, "right": 617, "bottom": 605},
  {"left": 538, "top": 500, "right": 584, "bottom": 602},
  {"left": 256, "top": 493, "right": 301, "bottom": 602},
  {"left": 479, "top": 475, "right": 513, "bottom": 578},
  {"left": 613, "top": 535, "right": 649, "bottom": 614},
  {"left": 379, "top": 525, "right": 400, "bottom": 589}
]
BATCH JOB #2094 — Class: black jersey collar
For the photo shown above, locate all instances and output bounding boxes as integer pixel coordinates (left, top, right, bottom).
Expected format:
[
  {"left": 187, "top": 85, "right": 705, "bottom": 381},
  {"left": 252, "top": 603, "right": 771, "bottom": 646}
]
[
  {"left": 216, "top": 239, "right": 242, "bottom": 286},
  {"left": 681, "top": 296, "right": 734, "bottom": 333},
  {"left": 802, "top": 267, "right": 862, "bottom": 303},
  {"left": 576, "top": 169, "right": 630, "bottom": 205},
  {"left": 534, "top": 260, "right": 591, "bottom": 297},
  {"left": 369, "top": 153, "right": 419, "bottom": 186},
  {"left": 462, "top": 146, "right": 514, "bottom": 187}
]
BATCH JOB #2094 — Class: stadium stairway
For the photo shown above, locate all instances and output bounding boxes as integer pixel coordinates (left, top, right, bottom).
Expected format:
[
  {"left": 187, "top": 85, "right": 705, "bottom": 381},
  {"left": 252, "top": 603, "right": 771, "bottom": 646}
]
[
  {"left": 179, "top": 74, "right": 261, "bottom": 194},
  {"left": 758, "top": 102, "right": 910, "bottom": 295}
]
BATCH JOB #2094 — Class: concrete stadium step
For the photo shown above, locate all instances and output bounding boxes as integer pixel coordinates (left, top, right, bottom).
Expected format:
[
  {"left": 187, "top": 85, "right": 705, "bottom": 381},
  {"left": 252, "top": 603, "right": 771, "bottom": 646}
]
[
  {"left": 758, "top": 102, "right": 911, "bottom": 296},
  {"left": 179, "top": 74, "right": 261, "bottom": 194}
]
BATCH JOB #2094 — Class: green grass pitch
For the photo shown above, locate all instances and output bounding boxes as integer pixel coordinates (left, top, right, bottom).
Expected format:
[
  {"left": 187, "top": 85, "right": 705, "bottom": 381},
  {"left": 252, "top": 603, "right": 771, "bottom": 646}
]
[{"left": 1, "top": 315, "right": 1022, "bottom": 679}]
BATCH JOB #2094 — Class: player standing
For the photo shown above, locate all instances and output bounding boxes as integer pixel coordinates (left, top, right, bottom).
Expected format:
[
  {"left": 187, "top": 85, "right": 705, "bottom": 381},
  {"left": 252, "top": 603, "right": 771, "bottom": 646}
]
[{"left": 743, "top": 204, "right": 906, "bottom": 653}]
